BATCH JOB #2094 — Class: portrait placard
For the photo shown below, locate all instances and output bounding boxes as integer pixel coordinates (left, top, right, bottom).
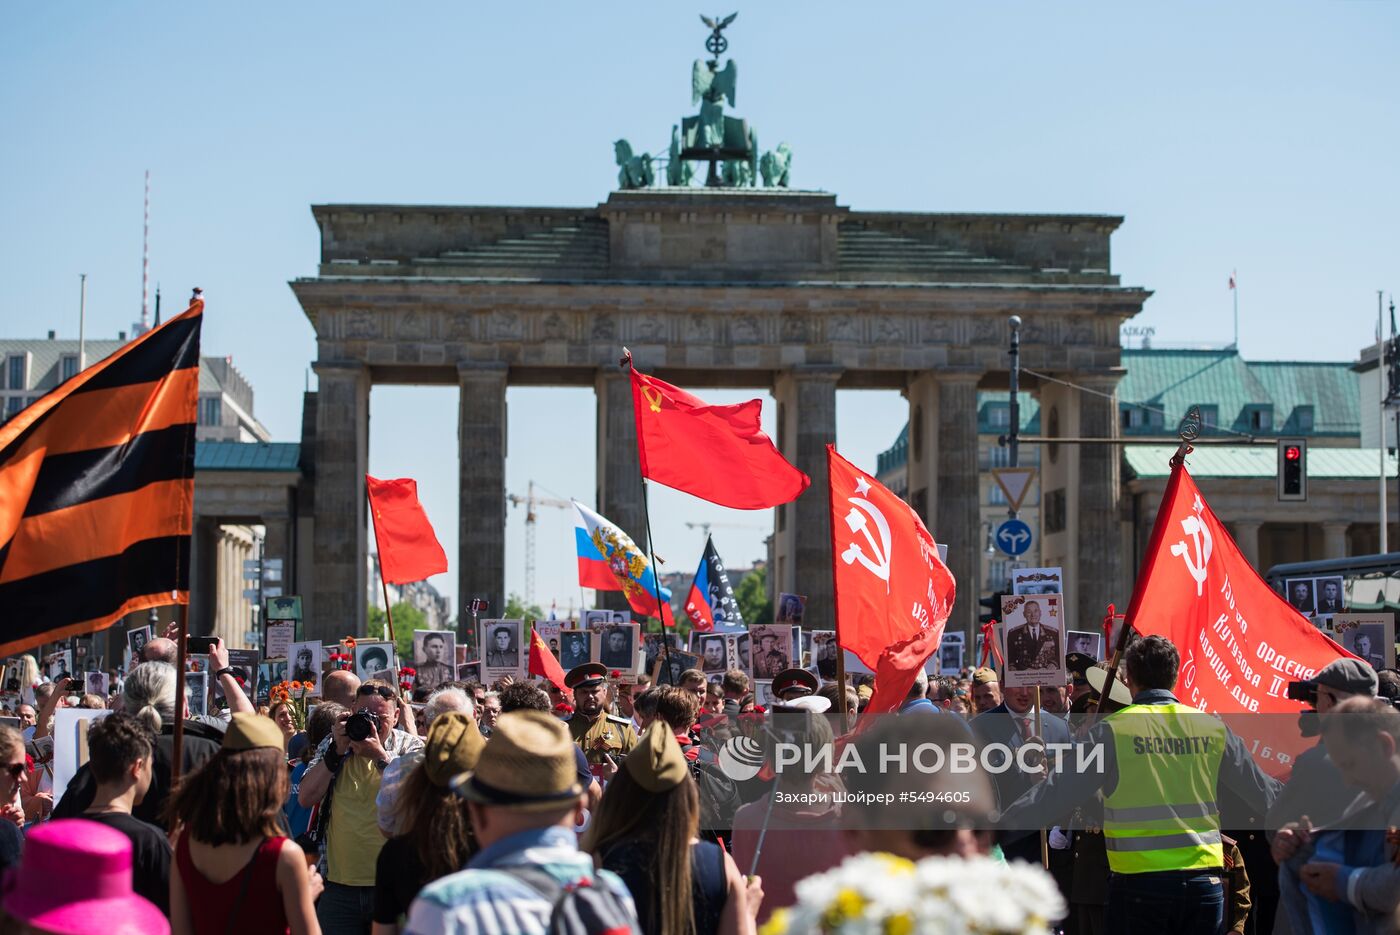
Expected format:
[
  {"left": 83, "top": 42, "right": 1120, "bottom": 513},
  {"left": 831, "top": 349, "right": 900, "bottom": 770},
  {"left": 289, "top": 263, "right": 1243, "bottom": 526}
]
[
  {"left": 643, "top": 632, "right": 681, "bottom": 675},
  {"left": 289, "top": 642, "right": 322, "bottom": 694},
  {"left": 559, "top": 629, "right": 594, "bottom": 671},
  {"left": 938, "top": 635, "right": 965, "bottom": 676},
  {"left": 775, "top": 593, "right": 806, "bottom": 627},
  {"left": 1011, "top": 567, "right": 1064, "bottom": 595},
  {"left": 598, "top": 623, "right": 640, "bottom": 674},
  {"left": 184, "top": 671, "right": 208, "bottom": 718},
  {"left": 264, "top": 621, "right": 296, "bottom": 661},
  {"left": 84, "top": 672, "right": 109, "bottom": 698},
  {"left": 533, "top": 621, "right": 563, "bottom": 659},
  {"left": 412, "top": 630, "right": 457, "bottom": 692},
  {"left": 809, "top": 630, "right": 839, "bottom": 681},
  {"left": 1332, "top": 613, "right": 1394, "bottom": 669},
  {"left": 126, "top": 626, "right": 153, "bottom": 660},
  {"left": 265, "top": 595, "right": 303, "bottom": 621},
  {"left": 353, "top": 641, "right": 395, "bottom": 682},
  {"left": 1065, "top": 630, "right": 1103, "bottom": 660},
  {"left": 653, "top": 650, "right": 701, "bottom": 687},
  {"left": 479, "top": 619, "right": 525, "bottom": 682},
  {"left": 695, "top": 633, "right": 730, "bottom": 675},
  {"left": 748, "top": 625, "right": 794, "bottom": 680},
  {"left": 1000, "top": 593, "right": 1066, "bottom": 688}
]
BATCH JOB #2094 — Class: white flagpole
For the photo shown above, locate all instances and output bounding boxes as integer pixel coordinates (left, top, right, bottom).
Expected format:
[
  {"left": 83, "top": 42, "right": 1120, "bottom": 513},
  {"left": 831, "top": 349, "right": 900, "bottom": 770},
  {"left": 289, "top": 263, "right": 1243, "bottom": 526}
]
[{"left": 1380, "top": 291, "right": 1389, "bottom": 553}]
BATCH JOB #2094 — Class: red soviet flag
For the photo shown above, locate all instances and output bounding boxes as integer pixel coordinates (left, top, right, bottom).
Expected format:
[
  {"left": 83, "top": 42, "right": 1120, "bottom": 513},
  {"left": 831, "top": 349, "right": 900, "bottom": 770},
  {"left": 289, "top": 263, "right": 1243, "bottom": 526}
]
[
  {"left": 630, "top": 365, "right": 809, "bottom": 509},
  {"left": 828, "top": 446, "right": 957, "bottom": 717},
  {"left": 366, "top": 475, "right": 449, "bottom": 584},
  {"left": 528, "top": 627, "right": 568, "bottom": 692},
  {"left": 1125, "top": 459, "right": 1351, "bottom": 775}
]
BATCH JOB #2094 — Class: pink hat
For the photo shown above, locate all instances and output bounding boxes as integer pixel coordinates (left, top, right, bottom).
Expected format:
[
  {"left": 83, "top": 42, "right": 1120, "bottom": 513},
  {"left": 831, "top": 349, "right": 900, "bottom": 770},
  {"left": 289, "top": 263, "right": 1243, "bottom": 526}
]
[{"left": 2, "top": 819, "right": 169, "bottom": 935}]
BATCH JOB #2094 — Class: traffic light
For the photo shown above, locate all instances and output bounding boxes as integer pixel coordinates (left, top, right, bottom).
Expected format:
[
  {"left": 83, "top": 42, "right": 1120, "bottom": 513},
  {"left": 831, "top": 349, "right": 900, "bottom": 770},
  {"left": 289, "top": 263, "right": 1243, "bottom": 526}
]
[
  {"left": 1278, "top": 438, "right": 1307, "bottom": 501},
  {"left": 979, "top": 591, "right": 1006, "bottom": 626}
]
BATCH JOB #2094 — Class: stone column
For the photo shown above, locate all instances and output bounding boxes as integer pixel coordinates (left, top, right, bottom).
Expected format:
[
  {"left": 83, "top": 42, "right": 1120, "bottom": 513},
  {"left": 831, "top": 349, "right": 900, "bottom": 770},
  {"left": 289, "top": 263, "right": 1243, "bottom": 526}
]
[
  {"left": 595, "top": 369, "right": 647, "bottom": 613},
  {"left": 262, "top": 513, "right": 293, "bottom": 596},
  {"left": 1322, "top": 521, "right": 1351, "bottom": 560},
  {"left": 458, "top": 362, "right": 508, "bottom": 640},
  {"left": 935, "top": 373, "right": 983, "bottom": 639},
  {"left": 310, "top": 361, "right": 369, "bottom": 642},
  {"left": 1076, "top": 374, "right": 1124, "bottom": 628},
  {"left": 772, "top": 368, "right": 839, "bottom": 628},
  {"left": 1233, "top": 521, "right": 1264, "bottom": 570}
]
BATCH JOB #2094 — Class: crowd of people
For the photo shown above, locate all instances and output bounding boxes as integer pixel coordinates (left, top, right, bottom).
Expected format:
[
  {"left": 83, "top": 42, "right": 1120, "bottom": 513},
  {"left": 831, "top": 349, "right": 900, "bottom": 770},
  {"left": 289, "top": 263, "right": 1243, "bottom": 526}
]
[{"left": 4, "top": 626, "right": 1400, "bottom": 935}]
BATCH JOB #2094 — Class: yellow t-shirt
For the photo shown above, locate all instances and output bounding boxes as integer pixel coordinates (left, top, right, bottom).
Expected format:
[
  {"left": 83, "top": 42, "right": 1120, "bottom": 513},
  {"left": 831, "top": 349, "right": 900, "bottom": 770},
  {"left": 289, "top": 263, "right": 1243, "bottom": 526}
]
[{"left": 326, "top": 755, "right": 387, "bottom": 886}]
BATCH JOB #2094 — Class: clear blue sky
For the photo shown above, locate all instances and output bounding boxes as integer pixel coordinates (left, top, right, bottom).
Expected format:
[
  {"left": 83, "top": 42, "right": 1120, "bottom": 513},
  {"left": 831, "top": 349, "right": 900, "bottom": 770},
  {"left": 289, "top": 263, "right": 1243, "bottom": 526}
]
[{"left": 3, "top": 3, "right": 1397, "bottom": 616}]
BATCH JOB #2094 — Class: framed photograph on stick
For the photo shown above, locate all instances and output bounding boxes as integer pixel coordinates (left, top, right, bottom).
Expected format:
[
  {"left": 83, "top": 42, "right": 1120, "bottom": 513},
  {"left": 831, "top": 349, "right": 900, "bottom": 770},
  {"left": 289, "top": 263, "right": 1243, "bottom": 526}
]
[
  {"left": 412, "top": 630, "right": 457, "bottom": 692},
  {"left": 999, "top": 594, "right": 1066, "bottom": 689},
  {"left": 479, "top": 619, "right": 525, "bottom": 682},
  {"left": 598, "top": 623, "right": 639, "bottom": 674}
]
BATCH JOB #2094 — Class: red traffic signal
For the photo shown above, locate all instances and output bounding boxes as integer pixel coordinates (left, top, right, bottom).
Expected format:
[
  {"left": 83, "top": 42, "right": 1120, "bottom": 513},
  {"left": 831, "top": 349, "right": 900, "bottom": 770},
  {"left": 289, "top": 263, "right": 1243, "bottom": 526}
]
[{"left": 1278, "top": 438, "right": 1307, "bottom": 501}]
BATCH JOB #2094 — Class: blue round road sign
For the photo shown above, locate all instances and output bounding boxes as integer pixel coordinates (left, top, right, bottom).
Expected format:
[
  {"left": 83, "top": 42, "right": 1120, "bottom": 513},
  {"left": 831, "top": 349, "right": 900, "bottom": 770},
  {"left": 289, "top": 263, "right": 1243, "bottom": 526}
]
[{"left": 995, "top": 519, "right": 1033, "bottom": 557}]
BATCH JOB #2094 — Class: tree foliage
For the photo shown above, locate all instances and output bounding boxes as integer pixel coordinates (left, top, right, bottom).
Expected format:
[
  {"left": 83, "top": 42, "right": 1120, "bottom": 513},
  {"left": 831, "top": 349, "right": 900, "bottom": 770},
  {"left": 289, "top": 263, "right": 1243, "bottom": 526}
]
[
  {"left": 367, "top": 602, "right": 429, "bottom": 661},
  {"left": 734, "top": 564, "right": 773, "bottom": 628}
]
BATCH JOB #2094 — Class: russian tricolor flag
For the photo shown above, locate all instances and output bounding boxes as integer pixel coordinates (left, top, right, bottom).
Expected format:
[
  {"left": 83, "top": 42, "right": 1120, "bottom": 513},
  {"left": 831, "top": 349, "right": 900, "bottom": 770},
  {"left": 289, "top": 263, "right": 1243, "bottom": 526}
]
[{"left": 573, "top": 501, "right": 676, "bottom": 626}]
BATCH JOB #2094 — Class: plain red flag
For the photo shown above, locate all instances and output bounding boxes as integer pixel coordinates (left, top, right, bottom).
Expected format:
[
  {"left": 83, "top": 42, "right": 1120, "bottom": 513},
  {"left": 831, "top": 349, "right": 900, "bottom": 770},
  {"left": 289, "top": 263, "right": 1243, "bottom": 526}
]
[
  {"left": 1125, "top": 459, "right": 1351, "bottom": 775},
  {"left": 528, "top": 627, "right": 568, "bottom": 691},
  {"left": 366, "top": 475, "right": 448, "bottom": 585},
  {"left": 630, "top": 365, "right": 809, "bottom": 510},
  {"left": 828, "top": 446, "right": 957, "bottom": 716}
]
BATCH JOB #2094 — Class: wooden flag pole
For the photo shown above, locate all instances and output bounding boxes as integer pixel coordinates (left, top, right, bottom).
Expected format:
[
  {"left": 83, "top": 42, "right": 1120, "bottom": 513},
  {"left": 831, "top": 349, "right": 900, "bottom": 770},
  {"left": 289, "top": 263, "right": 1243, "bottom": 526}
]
[{"left": 171, "top": 604, "right": 189, "bottom": 784}]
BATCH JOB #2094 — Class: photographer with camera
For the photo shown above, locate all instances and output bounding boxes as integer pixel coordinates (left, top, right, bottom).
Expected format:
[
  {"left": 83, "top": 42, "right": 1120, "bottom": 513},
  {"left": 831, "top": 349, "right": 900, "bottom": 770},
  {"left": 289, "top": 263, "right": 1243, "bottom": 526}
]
[
  {"left": 1267, "top": 658, "right": 1379, "bottom": 840},
  {"left": 299, "top": 681, "right": 424, "bottom": 935}
]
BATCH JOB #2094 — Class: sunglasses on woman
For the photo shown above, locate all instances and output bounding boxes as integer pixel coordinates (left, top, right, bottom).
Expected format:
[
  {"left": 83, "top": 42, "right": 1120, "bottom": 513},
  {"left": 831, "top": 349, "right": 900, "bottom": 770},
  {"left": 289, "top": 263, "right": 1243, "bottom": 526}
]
[{"left": 2, "top": 763, "right": 25, "bottom": 781}]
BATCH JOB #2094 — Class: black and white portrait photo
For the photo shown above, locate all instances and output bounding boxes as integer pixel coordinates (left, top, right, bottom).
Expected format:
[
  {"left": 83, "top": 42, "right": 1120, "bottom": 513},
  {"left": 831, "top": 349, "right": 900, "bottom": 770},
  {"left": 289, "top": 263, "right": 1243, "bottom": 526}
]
[
  {"left": 938, "top": 638, "right": 964, "bottom": 676},
  {"left": 775, "top": 593, "right": 806, "bottom": 627},
  {"left": 560, "top": 629, "right": 592, "bottom": 671},
  {"left": 748, "top": 625, "right": 792, "bottom": 680},
  {"left": 697, "top": 634, "right": 728, "bottom": 674},
  {"left": 1347, "top": 624, "right": 1388, "bottom": 670},
  {"left": 184, "top": 671, "right": 208, "bottom": 718},
  {"left": 598, "top": 624, "right": 637, "bottom": 672},
  {"left": 1286, "top": 578, "right": 1316, "bottom": 615},
  {"left": 289, "top": 641, "right": 321, "bottom": 688},
  {"left": 126, "top": 626, "right": 152, "bottom": 661},
  {"left": 643, "top": 633, "right": 680, "bottom": 674},
  {"left": 480, "top": 620, "right": 523, "bottom": 679},
  {"left": 355, "top": 642, "right": 394, "bottom": 681},
  {"left": 413, "top": 630, "right": 457, "bottom": 692},
  {"left": 1066, "top": 630, "right": 1102, "bottom": 660},
  {"left": 810, "top": 631, "right": 838, "bottom": 680},
  {"left": 85, "top": 672, "right": 109, "bottom": 698},
  {"left": 1315, "top": 577, "right": 1345, "bottom": 614}
]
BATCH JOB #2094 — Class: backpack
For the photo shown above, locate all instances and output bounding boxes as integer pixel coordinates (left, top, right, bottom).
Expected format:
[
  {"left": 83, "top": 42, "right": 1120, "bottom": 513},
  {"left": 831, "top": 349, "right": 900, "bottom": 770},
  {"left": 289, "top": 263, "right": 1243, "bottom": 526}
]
[
  {"left": 687, "top": 745, "right": 743, "bottom": 834},
  {"left": 503, "top": 866, "right": 641, "bottom": 935}
]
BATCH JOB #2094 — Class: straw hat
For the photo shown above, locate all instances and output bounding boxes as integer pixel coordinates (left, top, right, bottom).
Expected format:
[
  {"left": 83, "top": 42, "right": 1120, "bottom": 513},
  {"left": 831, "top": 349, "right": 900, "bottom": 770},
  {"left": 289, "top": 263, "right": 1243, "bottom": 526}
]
[
  {"left": 452, "top": 710, "right": 583, "bottom": 810},
  {"left": 1085, "top": 664, "right": 1133, "bottom": 706},
  {"left": 2, "top": 819, "right": 170, "bottom": 935},
  {"left": 625, "top": 720, "right": 689, "bottom": 793},
  {"left": 424, "top": 712, "right": 486, "bottom": 787}
]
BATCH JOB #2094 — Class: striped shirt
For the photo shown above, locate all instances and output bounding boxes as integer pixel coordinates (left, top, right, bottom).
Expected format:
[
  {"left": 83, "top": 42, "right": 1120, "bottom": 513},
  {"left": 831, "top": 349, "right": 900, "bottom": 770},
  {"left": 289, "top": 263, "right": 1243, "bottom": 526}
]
[{"left": 404, "top": 826, "right": 637, "bottom": 935}]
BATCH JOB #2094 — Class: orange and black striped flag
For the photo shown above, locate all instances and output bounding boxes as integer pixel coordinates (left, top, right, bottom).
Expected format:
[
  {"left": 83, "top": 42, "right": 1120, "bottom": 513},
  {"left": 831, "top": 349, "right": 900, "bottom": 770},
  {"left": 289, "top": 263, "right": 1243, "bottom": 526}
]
[{"left": 0, "top": 295, "right": 203, "bottom": 655}]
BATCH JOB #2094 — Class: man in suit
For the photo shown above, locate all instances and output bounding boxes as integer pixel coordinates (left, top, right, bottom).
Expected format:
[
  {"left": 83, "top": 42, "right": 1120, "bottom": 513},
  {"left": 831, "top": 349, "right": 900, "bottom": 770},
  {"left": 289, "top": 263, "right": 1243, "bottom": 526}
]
[
  {"left": 1317, "top": 578, "right": 1345, "bottom": 614},
  {"left": 970, "top": 683, "right": 1073, "bottom": 866},
  {"left": 1006, "top": 600, "right": 1061, "bottom": 672}
]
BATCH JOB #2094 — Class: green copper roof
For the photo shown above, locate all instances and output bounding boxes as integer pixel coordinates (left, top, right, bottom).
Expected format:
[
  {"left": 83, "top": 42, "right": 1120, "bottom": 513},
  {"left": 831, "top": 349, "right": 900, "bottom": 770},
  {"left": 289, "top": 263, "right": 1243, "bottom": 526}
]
[
  {"left": 194, "top": 441, "right": 301, "bottom": 472},
  {"left": 1119, "top": 349, "right": 1358, "bottom": 437},
  {"left": 1125, "top": 445, "right": 1396, "bottom": 479}
]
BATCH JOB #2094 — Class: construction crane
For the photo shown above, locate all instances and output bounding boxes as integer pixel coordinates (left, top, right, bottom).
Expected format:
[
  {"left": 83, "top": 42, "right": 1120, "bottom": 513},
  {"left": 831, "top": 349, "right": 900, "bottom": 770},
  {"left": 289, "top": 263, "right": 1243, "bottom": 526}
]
[
  {"left": 685, "top": 520, "right": 767, "bottom": 543},
  {"left": 506, "top": 481, "right": 572, "bottom": 607}
]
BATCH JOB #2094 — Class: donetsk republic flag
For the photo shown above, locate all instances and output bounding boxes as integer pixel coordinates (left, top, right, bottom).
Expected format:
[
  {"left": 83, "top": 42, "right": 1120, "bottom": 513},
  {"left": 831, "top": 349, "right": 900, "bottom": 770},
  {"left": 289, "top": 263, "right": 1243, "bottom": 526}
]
[{"left": 0, "top": 296, "right": 203, "bottom": 654}]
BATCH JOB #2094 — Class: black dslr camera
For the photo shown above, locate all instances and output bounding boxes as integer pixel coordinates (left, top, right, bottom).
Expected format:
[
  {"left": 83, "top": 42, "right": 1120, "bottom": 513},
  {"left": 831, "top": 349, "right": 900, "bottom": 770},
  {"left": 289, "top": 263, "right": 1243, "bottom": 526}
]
[
  {"left": 1286, "top": 679, "right": 1318, "bottom": 707},
  {"left": 345, "top": 709, "right": 381, "bottom": 742}
]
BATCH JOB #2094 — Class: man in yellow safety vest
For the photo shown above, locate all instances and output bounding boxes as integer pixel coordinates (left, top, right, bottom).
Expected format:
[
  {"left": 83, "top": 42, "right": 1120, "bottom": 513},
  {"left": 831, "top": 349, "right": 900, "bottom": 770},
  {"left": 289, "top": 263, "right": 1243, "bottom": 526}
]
[{"left": 999, "top": 635, "right": 1280, "bottom": 935}]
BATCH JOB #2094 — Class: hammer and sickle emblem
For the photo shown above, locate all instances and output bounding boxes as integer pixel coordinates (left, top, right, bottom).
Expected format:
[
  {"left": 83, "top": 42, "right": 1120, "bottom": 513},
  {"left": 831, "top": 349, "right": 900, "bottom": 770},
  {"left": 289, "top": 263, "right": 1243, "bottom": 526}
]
[
  {"left": 1168, "top": 495, "right": 1213, "bottom": 597},
  {"left": 841, "top": 492, "right": 893, "bottom": 592},
  {"left": 641, "top": 386, "right": 663, "bottom": 413}
]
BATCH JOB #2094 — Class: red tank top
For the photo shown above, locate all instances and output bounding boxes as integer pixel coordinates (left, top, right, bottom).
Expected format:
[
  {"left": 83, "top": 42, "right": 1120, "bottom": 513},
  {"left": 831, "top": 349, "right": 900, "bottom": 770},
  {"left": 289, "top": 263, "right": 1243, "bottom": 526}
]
[{"left": 175, "top": 833, "right": 290, "bottom": 935}]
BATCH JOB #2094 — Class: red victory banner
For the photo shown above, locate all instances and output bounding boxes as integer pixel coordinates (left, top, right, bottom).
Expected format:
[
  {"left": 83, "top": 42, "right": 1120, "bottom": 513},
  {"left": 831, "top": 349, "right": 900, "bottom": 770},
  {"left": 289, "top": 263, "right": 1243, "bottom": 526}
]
[
  {"left": 828, "top": 445, "right": 957, "bottom": 716},
  {"left": 1125, "top": 459, "right": 1351, "bottom": 775},
  {"left": 630, "top": 364, "right": 809, "bottom": 510},
  {"left": 529, "top": 626, "right": 568, "bottom": 691},
  {"left": 366, "top": 475, "right": 448, "bottom": 584}
]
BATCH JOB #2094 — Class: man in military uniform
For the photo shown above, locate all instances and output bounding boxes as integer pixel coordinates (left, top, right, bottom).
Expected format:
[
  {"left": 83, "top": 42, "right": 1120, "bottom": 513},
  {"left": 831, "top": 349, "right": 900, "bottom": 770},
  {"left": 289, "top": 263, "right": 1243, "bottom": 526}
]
[
  {"left": 1006, "top": 599, "right": 1060, "bottom": 671},
  {"left": 565, "top": 662, "right": 638, "bottom": 775},
  {"left": 770, "top": 667, "right": 831, "bottom": 713},
  {"left": 753, "top": 632, "right": 789, "bottom": 679}
]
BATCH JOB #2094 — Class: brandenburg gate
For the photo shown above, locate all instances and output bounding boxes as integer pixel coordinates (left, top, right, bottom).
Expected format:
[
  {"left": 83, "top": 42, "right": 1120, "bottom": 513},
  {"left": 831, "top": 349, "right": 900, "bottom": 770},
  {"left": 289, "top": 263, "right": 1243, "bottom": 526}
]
[{"left": 290, "top": 188, "right": 1149, "bottom": 641}]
